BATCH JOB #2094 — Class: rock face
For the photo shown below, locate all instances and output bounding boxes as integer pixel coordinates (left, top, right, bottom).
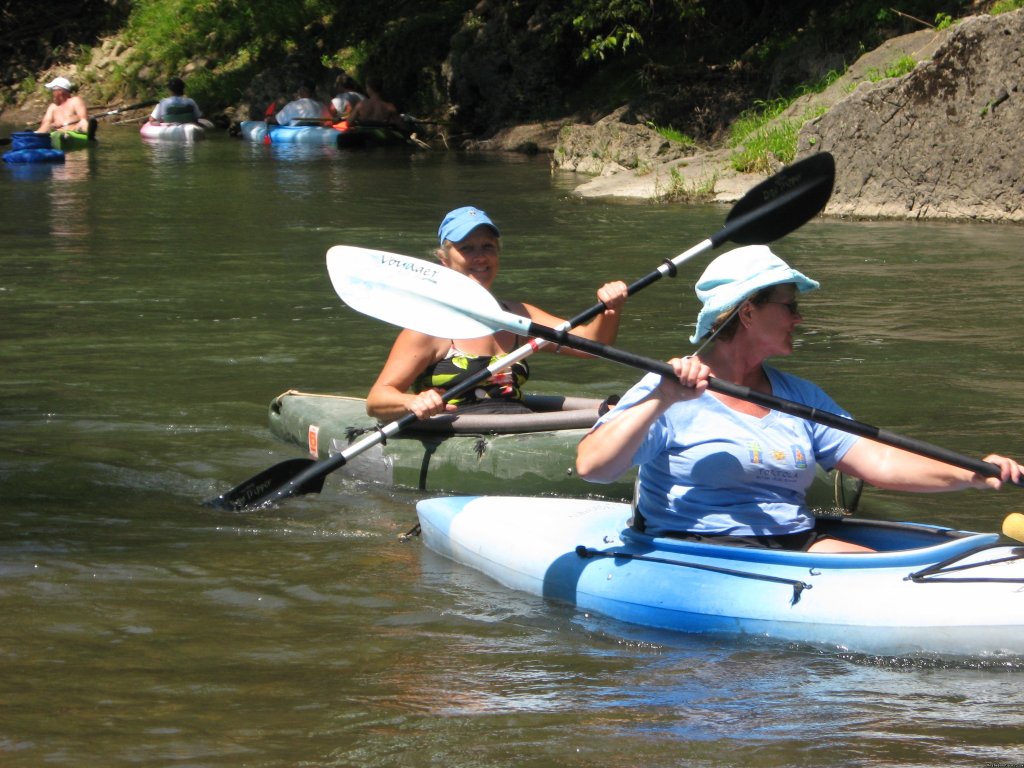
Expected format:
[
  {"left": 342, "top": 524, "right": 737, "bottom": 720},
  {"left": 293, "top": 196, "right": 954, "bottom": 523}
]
[
  {"left": 552, "top": 107, "right": 693, "bottom": 176},
  {"left": 798, "top": 11, "right": 1024, "bottom": 222}
]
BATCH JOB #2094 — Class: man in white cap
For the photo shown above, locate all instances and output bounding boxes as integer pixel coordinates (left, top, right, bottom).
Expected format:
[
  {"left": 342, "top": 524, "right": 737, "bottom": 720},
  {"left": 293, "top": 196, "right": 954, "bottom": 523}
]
[{"left": 37, "top": 76, "right": 90, "bottom": 134}]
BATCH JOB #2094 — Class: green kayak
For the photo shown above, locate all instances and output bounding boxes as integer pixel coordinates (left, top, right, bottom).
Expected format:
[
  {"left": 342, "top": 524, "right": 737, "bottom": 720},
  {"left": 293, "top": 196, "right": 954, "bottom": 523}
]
[
  {"left": 268, "top": 390, "right": 863, "bottom": 509},
  {"left": 50, "top": 120, "right": 95, "bottom": 150}
]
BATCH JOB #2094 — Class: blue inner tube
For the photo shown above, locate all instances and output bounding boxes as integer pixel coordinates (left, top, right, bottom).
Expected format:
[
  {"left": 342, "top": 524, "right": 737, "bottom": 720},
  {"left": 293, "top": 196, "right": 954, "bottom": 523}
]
[
  {"left": 3, "top": 148, "right": 66, "bottom": 164},
  {"left": 11, "top": 132, "right": 52, "bottom": 151}
]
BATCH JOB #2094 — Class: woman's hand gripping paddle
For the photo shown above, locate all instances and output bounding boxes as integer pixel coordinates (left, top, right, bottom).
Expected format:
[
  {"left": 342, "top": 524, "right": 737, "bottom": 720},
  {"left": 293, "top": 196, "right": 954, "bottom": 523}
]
[{"left": 204, "top": 153, "right": 836, "bottom": 511}]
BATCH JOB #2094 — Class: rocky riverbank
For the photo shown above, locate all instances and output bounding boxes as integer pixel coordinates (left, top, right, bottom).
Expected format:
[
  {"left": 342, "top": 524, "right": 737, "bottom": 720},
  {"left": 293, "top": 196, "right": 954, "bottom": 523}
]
[
  {"left": 471, "top": 10, "right": 1023, "bottom": 222},
  {"left": 9, "top": 10, "right": 1020, "bottom": 222}
]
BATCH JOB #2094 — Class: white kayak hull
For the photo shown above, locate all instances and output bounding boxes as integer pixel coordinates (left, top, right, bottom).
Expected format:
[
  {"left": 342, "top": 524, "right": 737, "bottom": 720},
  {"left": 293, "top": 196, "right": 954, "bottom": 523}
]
[{"left": 416, "top": 495, "right": 1024, "bottom": 658}]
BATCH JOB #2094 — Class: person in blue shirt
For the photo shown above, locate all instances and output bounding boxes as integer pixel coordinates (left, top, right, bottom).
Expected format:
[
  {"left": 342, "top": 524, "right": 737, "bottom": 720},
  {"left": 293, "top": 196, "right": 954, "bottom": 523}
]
[
  {"left": 148, "top": 77, "right": 203, "bottom": 124},
  {"left": 576, "top": 245, "right": 1021, "bottom": 553}
]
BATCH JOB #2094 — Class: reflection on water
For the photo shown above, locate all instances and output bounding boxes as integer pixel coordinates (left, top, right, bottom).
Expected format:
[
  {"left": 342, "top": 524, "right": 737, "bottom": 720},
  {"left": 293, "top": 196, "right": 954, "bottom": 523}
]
[
  {"left": 1, "top": 122, "right": 1024, "bottom": 767},
  {"left": 47, "top": 153, "right": 94, "bottom": 247},
  {"left": 141, "top": 136, "right": 201, "bottom": 165}
]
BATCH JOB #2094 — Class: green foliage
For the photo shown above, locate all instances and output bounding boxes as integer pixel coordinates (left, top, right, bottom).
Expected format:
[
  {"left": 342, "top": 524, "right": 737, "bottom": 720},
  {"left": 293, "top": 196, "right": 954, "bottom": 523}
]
[
  {"left": 726, "top": 74, "right": 833, "bottom": 174},
  {"left": 574, "top": 21, "right": 643, "bottom": 62},
  {"left": 657, "top": 165, "right": 718, "bottom": 203},
  {"left": 115, "top": 0, "right": 468, "bottom": 112},
  {"left": 125, "top": 0, "right": 311, "bottom": 71},
  {"left": 886, "top": 55, "right": 917, "bottom": 78},
  {"left": 554, "top": 0, "right": 705, "bottom": 64},
  {"left": 6, "top": 75, "right": 39, "bottom": 108},
  {"left": 865, "top": 54, "right": 917, "bottom": 82},
  {"left": 321, "top": 44, "right": 369, "bottom": 75},
  {"left": 647, "top": 123, "right": 696, "bottom": 148},
  {"left": 120, "top": 0, "right": 308, "bottom": 102},
  {"left": 725, "top": 34, "right": 925, "bottom": 175},
  {"left": 567, "top": 0, "right": 652, "bottom": 63},
  {"left": 990, "top": 0, "right": 1024, "bottom": 14},
  {"left": 5, "top": 0, "right": 989, "bottom": 139},
  {"left": 729, "top": 117, "right": 800, "bottom": 174},
  {"left": 730, "top": 97, "right": 788, "bottom": 135},
  {"left": 0, "top": 0, "right": 128, "bottom": 95},
  {"left": 803, "top": 69, "right": 845, "bottom": 95},
  {"left": 726, "top": 40, "right": 923, "bottom": 174}
]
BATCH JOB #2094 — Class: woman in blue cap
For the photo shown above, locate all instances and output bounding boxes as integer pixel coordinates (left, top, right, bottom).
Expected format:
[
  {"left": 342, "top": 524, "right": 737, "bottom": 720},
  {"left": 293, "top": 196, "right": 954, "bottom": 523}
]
[
  {"left": 366, "top": 206, "right": 629, "bottom": 421},
  {"left": 576, "top": 245, "right": 1021, "bottom": 553}
]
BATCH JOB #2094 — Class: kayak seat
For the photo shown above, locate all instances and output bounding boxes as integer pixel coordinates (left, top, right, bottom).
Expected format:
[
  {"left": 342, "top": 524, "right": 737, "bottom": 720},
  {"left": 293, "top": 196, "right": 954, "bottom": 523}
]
[
  {"left": 404, "top": 395, "right": 604, "bottom": 435},
  {"left": 162, "top": 105, "right": 198, "bottom": 123},
  {"left": 624, "top": 518, "right": 1000, "bottom": 568}
]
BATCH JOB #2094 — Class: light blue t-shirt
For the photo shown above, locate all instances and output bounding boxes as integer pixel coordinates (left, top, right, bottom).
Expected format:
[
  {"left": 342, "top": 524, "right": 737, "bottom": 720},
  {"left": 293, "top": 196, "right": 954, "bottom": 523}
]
[
  {"left": 151, "top": 96, "right": 202, "bottom": 122},
  {"left": 592, "top": 366, "right": 859, "bottom": 537},
  {"left": 275, "top": 98, "right": 332, "bottom": 126}
]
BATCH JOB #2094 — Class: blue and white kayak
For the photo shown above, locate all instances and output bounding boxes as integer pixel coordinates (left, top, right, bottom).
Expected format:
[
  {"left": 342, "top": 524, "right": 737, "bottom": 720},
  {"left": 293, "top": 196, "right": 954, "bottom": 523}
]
[{"left": 416, "top": 495, "right": 1024, "bottom": 658}]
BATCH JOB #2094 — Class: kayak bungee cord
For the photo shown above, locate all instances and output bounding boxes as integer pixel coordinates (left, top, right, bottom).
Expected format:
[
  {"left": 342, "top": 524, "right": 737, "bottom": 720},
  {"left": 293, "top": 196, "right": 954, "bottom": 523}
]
[
  {"left": 908, "top": 546, "right": 1024, "bottom": 584},
  {"left": 576, "top": 546, "right": 813, "bottom": 605}
]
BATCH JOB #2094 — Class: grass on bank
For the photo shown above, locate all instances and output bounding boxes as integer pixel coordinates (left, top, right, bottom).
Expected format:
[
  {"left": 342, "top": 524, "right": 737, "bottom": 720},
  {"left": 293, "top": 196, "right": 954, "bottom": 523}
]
[
  {"left": 991, "top": 0, "right": 1024, "bottom": 13},
  {"left": 727, "top": 50, "right": 924, "bottom": 174},
  {"left": 647, "top": 123, "right": 696, "bottom": 148},
  {"left": 725, "top": 0, "right": 1024, "bottom": 175},
  {"left": 656, "top": 165, "right": 718, "bottom": 203}
]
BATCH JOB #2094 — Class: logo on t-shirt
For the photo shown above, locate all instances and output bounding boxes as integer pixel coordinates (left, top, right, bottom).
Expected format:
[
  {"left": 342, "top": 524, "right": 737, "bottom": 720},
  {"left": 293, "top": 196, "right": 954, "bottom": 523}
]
[
  {"left": 791, "top": 445, "right": 808, "bottom": 470},
  {"left": 747, "top": 441, "right": 762, "bottom": 464}
]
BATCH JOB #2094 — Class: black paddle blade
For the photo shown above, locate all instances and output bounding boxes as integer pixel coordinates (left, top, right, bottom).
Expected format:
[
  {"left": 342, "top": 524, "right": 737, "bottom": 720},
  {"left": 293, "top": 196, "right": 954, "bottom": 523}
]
[
  {"left": 203, "top": 457, "right": 323, "bottom": 511},
  {"left": 721, "top": 152, "right": 835, "bottom": 246}
]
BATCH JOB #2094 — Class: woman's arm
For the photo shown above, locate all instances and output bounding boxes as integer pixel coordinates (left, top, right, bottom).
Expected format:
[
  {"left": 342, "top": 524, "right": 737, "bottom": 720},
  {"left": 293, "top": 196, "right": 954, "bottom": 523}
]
[
  {"left": 837, "top": 439, "right": 1022, "bottom": 491},
  {"left": 517, "top": 281, "right": 629, "bottom": 358},
  {"left": 366, "top": 330, "right": 449, "bottom": 421},
  {"left": 576, "top": 357, "right": 709, "bottom": 482}
]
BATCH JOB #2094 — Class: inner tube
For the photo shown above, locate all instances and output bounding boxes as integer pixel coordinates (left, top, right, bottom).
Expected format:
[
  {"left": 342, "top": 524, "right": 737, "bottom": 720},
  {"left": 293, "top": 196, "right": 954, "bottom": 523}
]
[
  {"left": 3, "top": 148, "right": 65, "bottom": 164},
  {"left": 11, "top": 131, "right": 51, "bottom": 151}
]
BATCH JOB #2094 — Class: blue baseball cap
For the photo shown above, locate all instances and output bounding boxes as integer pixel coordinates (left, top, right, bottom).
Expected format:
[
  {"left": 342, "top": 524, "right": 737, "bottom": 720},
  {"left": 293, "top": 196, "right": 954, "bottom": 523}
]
[
  {"left": 438, "top": 206, "right": 500, "bottom": 245},
  {"left": 690, "top": 245, "right": 819, "bottom": 343}
]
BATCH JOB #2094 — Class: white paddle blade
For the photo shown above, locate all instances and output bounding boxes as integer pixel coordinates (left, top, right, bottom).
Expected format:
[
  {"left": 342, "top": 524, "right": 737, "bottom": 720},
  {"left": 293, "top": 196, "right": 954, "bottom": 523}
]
[{"left": 325, "top": 246, "right": 529, "bottom": 339}]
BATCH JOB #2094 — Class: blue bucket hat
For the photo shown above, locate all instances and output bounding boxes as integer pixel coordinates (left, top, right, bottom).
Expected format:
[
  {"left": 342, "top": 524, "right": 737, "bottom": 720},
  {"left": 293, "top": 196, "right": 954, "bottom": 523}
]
[
  {"left": 690, "top": 245, "right": 819, "bottom": 343},
  {"left": 438, "top": 206, "right": 500, "bottom": 245}
]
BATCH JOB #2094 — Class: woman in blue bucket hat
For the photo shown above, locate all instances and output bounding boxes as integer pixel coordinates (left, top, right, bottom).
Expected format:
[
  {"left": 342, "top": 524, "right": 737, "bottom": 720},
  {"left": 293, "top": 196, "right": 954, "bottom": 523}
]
[
  {"left": 576, "top": 245, "right": 1021, "bottom": 553},
  {"left": 366, "top": 206, "right": 629, "bottom": 421}
]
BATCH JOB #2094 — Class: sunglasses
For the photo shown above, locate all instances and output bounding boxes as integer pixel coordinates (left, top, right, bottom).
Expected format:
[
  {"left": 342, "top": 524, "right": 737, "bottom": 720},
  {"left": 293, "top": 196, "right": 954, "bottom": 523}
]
[{"left": 764, "top": 300, "right": 800, "bottom": 316}]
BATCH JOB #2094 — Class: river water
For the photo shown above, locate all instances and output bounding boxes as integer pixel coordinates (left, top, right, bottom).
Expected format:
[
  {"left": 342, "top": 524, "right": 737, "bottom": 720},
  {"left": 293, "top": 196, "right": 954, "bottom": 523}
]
[{"left": 2, "top": 124, "right": 1024, "bottom": 767}]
